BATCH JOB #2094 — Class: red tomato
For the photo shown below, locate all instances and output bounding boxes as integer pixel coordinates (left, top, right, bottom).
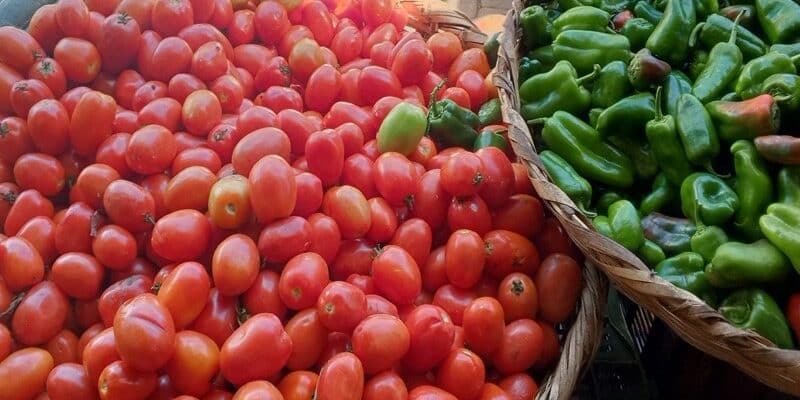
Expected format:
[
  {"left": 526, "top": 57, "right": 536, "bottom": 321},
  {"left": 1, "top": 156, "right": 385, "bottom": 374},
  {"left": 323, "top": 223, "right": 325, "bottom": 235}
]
[
  {"left": 410, "top": 169, "right": 449, "bottom": 230},
  {"left": 0, "top": 348, "right": 54, "bottom": 400},
  {"left": 289, "top": 38, "right": 325, "bottom": 83},
  {"left": 168, "top": 73, "right": 206, "bottom": 103},
  {"left": 191, "top": 288, "right": 239, "bottom": 347},
  {"left": 100, "top": 12, "right": 141, "bottom": 74},
  {"left": 351, "top": 314, "right": 410, "bottom": 374},
  {"left": 448, "top": 195, "right": 491, "bottom": 236},
  {"left": 97, "top": 360, "right": 158, "bottom": 400},
  {"left": 359, "top": 66, "right": 402, "bottom": 105},
  {"left": 363, "top": 370, "right": 407, "bottom": 400},
  {"left": 535, "top": 253, "right": 582, "bottom": 324},
  {"left": 151, "top": 0, "right": 194, "bottom": 36},
  {"left": 17, "top": 216, "right": 56, "bottom": 265},
  {"left": 209, "top": 0, "right": 234, "bottom": 28},
  {"left": 0, "top": 117, "right": 32, "bottom": 166},
  {"left": 139, "top": 173, "right": 170, "bottom": 219},
  {"left": 305, "top": 129, "right": 345, "bottom": 187},
  {"left": 302, "top": 1, "right": 335, "bottom": 46},
  {"left": 305, "top": 64, "right": 342, "bottom": 113},
  {"left": 54, "top": 38, "right": 101, "bottom": 83},
  {"left": 0, "top": 63, "right": 23, "bottom": 114},
  {"left": 365, "top": 197, "right": 397, "bottom": 243},
  {"left": 165, "top": 331, "right": 220, "bottom": 397},
  {"left": 322, "top": 185, "right": 370, "bottom": 239},
  {"left": 211, "top": 74, "right": 244, "bottom": 113},
  {"left": 342, "top": 154, "right": 378, "bottom": 199},
  {"left": 409, "top": 385, "right": 458, "bottom": 400},
  {"left": 237, "top": 105, "right": 277, "bottom": 134},
  {"left": 279, "top": 371, "right": 318, "bottom": 400},
  {"left": 475, "top": 147, "right": 515, "bottom": 208},
  {"left": 441, "top": 87, "right": 471, "bottom": 110},
  {"left": 132, "top": 80, "right": 167, "bottom": 111},
  {"left": 463, "top": 297, "right": 505, "bottom": 358},
  {"left": 421, "top": 245, "right": 448, "bottom": 293},
  {"left": 10, "top": 80, "right": 53, "bottom": 119},
  {"left": 0, "top": 236, "right": 46, "bottom": 292},
  {"left": 91, "top": 224, "right": 136, "bottom": 270},
  {"left": 4, "top": 189, "right": 55, "bottom": 238},
  {"left": 258, "top": 216, "right": 312, "bottom": 264},
  {"left": 249, "top": 155, "right": 297, "bottom": 223},
  {"left": 284, "top": 308, "right": 329, "bottom": 371},
  {"left": 292, "top": 172, "right": 324, "bottom": 217},
  {"left": 279, "top": 252, "right": 330, "bottom": 310},
  {"left": 493, "top": 194, "right": 545, "bottom": 238},
  {"left": 232, "top": 127, "right": 291, "bottom": 175},
  {"left": 331, "top": 26, "right": 363, "bottom": 65},
  {"left": 373, "top": 152, "right": 417, "bottom": 207},
  {"left": 45, "top": 329, "right": 79, "bottom": 365},
  {"left": 432, "top": 284, "right": 476, "bottom": 326},
  {"left": 233, "top": 380, "right": 284, "bottom": 399},
  {"left": 255, "top": 0, "right": 290, "bottom": 45},
  {"left": 402, "top": 304, "right": 456, "bottom": 372},
  {"left": 339, "top": 68, "right": 363, "bottom": 105},
  {"left": 69, "top": 90, "right": 116, "bottom": 156},
  {"left": 484, "top": 230, "right": 540, "bottom": 279},
  {"left": 308, "top": 212, "right": 342, "bottom": 263},
  {"left": 427, "top": 31, "right": 462, "bottom": 74},
  {"left": 279, "top": 25, "right": 313, "bottom": 58},
  {"left": 157, "top": 261, "right": 211, "bottom": 328},
  {"left": 0, "top": 27, "right": 44, "bottom": 73},
  {"left": 28, "top": 58, "right": 68, "bottom": 99},
  {"left": 535, "top": 322, "right": 560, "bottom": 369},
  {"left": 260, "top": 86, "right": 303, "bottom": 112},
  {"left": 206, "top": 123, "right": 238, "bottom": 163},
  {"left": 498, "top": 373, "right": 538, "bottom": 400},
  {"left": 172, "top": 147, "right": 223, "bottom": 174},
  {"left": 114, "top": 293, "right": 176, "bottom": 372},
  {"left": 220, "top": 313, "right": 292, "bottom": 385},
  {"left": 125, "top": 124, "right": 177, "bottom": 175},
  {"left": 12, "top": 281, "right": 69, "bottom": 346},
  {"left": 456, "top": 70, "right": 488, "bottom": 112},
  {"left": 391, "top": 39, "right": 432, "bottom": 86},
  {"left": 178, "top": 23, "right": 235, "bottom": 60},
  {"left": 51, "top": 252, "right": 104, "bottom": 300},
  {"left": 437, "top": 348, "right": 485, "bottom": 400},
  {"left": 46, "top": 362, "right": 98, "bottom": 400},
  {"left": 316, "top": 281, "right": 367, "bottom": 333},
  {"left": 28, "top": 5, "right": 62, "bottom": 55},
  {"left": 151, "top": 209, "right": 212, "bottom": 262},
  {"left": 138, "top": 97, "right": 182, "bottom": 131},
  {"left": 275, "top": 109, "right": 313, "bottom": 155},
  {"left": 229, "top": 10, "right": 256, "bottom": 46},
  {"left": 441, "top": 152, "right": 484, "bottom": 197},
  {"left": 98, "top": 274, "right": 153, "bottom": 327},
  {"left": 253, "top": 56, "right": 291, "bottom": 91},
  {"left": 191, "top": 41, "right": 228, "bottom": 82},
  {"left": 448, "top": 48, "right": 490, "bottom": 83},
  {"left": 443, "top": 229, "right": 484, "bottom": 289},
  {"left": 12, "top": 153, "right": 64, "bottom": 196},
  {"left": 243, "top": 270, "right": 287, "bottom": 321},
  {"left": 316, "top": 352, "right": 364, "bottom": 400},
  {"left": 212, "top": 234, "right": 259, "bottom": 296},
  {"left": 183, "top": 89, "right": 222, "bottom": 136},
  {"left": 493, "top": 319, "right": 544, "bottom": 374}
]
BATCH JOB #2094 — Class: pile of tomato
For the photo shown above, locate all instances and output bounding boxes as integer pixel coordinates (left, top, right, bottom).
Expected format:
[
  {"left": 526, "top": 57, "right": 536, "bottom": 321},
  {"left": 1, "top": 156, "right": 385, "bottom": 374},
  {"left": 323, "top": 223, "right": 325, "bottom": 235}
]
[{"left": 0, "top": 0, "right": 585, "bottom": 399}]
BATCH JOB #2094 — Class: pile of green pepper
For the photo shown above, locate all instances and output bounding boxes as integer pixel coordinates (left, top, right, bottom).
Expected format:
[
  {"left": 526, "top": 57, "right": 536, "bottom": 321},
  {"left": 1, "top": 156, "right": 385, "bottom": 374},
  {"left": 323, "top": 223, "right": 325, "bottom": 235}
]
[{"left": 520, "top": 0, "right": 800, "bottom": 349}]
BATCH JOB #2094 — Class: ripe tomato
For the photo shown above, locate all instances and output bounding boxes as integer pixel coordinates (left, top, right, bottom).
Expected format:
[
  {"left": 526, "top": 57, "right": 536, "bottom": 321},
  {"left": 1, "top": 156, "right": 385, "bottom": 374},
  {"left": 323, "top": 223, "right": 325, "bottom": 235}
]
[
  {"left": 257, "top": 216, "right": 312, "bottom": 264},
  {"left": 211, "top": 74, "right": 245, "bottom": 112},
  {"left": 408, "top": 385, "right": 458, "bottom": 400},
  {"left": 284, "top": 308, "right": 329, "bottom": 370},
  {"left": 9, "top": 79, "right": 53, "bottom": 119},
  {"left": 427, "top": 31, "right": 462, "bottom": 74},
  {"left": 183, "top": 89, "right": 222, "bottom": 136},
  {"left": 191, "top": 288, "right": 239, "bottom": 347},
  {"left": 164, "top": 166, "right": 217, "bottom": 212},
  {"left": 475, "top": 147, "right": 515, "bottom": 208},
  {"left": 351, "top": 314, "right": 410, "bottom": 374},
  {"left": 173, "top": 147, "right": 223, "bottom": 174},
  {"left": 374, "top": 152, "right": 417, "bottom": 207},
  {"left": 306, "top": 129, "right": 345, "bottom": 187},
  {"left": 479, "top": 383, "right": 513, "bottom": 400},
  {"left": 255, "top": 0, "right": 290, "bottom": 45},
  {"left": 114, "top": 294, "right": 176, "bottom": 372},
  {"left": 249, "top": 155, "right": 297, "bottom": 223},
  {"left": 536, "top": 322, "right": 560, "bottom": 369},
  {"left": 493, "top": 319, "right": 544, "bottom": 374},
  {"left": 0, "top": 63, "right": 23, "bottom": 115},
  {"left": 27, "top": 4, "right": 61, "bottom": 55},
  {"left": 305, "top": 64, "right": 342, "bottom": 113},
  {"left": 365, "top": 197, "right": 397, "bottom": 243},
  {"left": 237, "top": 105, "right": 277, "bottom": 135},
  {"left": 28, "top": 58, "right": 67, "bottom": 99},
  {"left": 331, "top": 26, "right": 363, "bottom": 65},
  {"left": 69, "top": 90, "right": 116, "bottom": 156},
  {"left": 359, "top": 66, "right": 402, "bottom": 105},
  {"left": 391, "top": 39, "right": 432, "bottom": 86},
  {"left": 50, "top": 252, "right": 104, "bottom": 300},
  {"left": 25, "top": 98, "right": 69, "bottom": 156},
  {"left": 316, "top": 281, "right": 367, "bottom": 333},
  {"left": 220, "top": 313, "right": 292, "bottom": 385},
  {"left": 82, "top": 327, "right": 120, "bottom": 384},
  {"left": 151, "top": 210, "right": 211, "bottom": 262},
  {"left": 12, "top": 281, "right": 69, "bottom": 346},
  {"left": 45, "top": 329, "right": 80, "bottom": 365},
  {"left": 232, "top": 128, "right": 291, "bottom": 175},
  {"left": 0, "top": 27, "right": 44, "bottom": 73},
  {"left": 437, "top": 348, "right": 485, "bottom": 400},
  {"left": 71, "top": 164, "right": 120, "bottom": 210},
  {"left": 292, "top": 172, "right": 323, "bottom": 217},
  {"left": 279, "top": 252, "right": 330, "bottom": 310},
  {"left": 132, "top": 80, "right": 167, "bottom": 111},
  {"left": 325, "top": 102, "right": 378, "bottom": 139},
  {"left": 191, "top": 41, "right": 228, "bottom": 82},
  {"left": 98, "top": 274, "right": 153, "bottom": 327},
  {"left": 232, "top": 380, "right": 283, "bottom": 400},
  {"left": 165, "top": 331, "right": 220, "bottom": 397},
  {"left": 456, "top": 70, "right": 488, "bottom": 112},
  {"left": 97, "top": 360, "right": 158, "bottom": 400},
  {"left": 139, "top": 173, "right": 170, "bottom": 220},
  {"left": 4, "top": 189, "right": 54, "bottom": 237},
  {"left": 402, "top": 304, "right": 455, "bottom": 372},
  {"left": 535, "top": 253, "right": 582, "bottom": 324},
  {"left": 448, "top": 48, "right": 490, "bottom": 83},
  {"left": 17, "top": 216, "right": 56, "bottom": 264},
  {"left": 0, "top": 348, "right": 54, "bottom": 400},
  {"left": 13, "top": 153, "right": 65, "bottom": 197},
  {"left": 388, "top": 217, "right": 432, "bottom": 266},
  {"left": 302, "top": 1, "right": 335, "bottom": 46},
  {"left": 432, "top": 284, "right": 476, "bottom": 326},
  {"left": 208, "top": 174, "right": 252, "bottom": 229},
  {"left": 492, "top": 194, "right": 545, "bottom": 238},
  {"left": 420, "top": 245, "right": 448, "bottom": 293},
  {"left": 498, "top": 373, "right": 538, "bottom": 400},
  {"left": 484, "top": 230, "right": 541, "bottom": 279},
  {"left": 441, "top": 87, "right": 471, "bottom": 110},
  {"left": 54, "top": 38, "right": 101, "bottom": 83},
  {"left": 462, "top": 297, "right": 505, "bottom": 358},
  {"left": 152, "top": 0, "right": 194, "bottom": 37},
  {"left": 138, "top": 97, "right": 182, "bottom": 131},
  {"left": 157, "top": 261, "right": 211, "bottom": 328},
  {"left": 279, "top": 371, "right": 318, "bottom": 400},
  {"left": 289, "top": 38, "right": 325, "bottom": 83},
  {"left": 102, "top": 180, "right": 155, "bottom": 234},
  {"left": 447, "top": 195, "right": 492, "bottom": 236},
  {"left": 211, "top": 234, "right": 259, "bottom": 296},
  {"left": 322, "top": 185, "right": 370, "bottom": 239},
  {"left": 371, "top": 245, "right": 421, "bottom": 305},
  {"left": 229, "top": 10, "right": 256, "bottom": 46},
  {"left": 342, "top": 154, "right": 378, "bottom": 199},
  {"left": 100, "top": 12, "right": 141, "bottom": 74},
  {"left": 308, "top": 213, "right": 341, "bottom": 264},
  {"left": 46, "top": 362, "right": 98, "bottom": 400},
  {"left": 125, "top": 124, "right": 177, "bottom": 175},
  {"left": 497, "top": 272, "right": 538, "bottom": 322},
  {"left": 411, "top": 169, "right": 450, "bottom": 230},
  {"left": 54, "top": 0, "right": 88, "bottom": 38},
  {"left": 316, "top": 352, "right": 364, "bottom": 400},
  {"left": 0, "top": 236, "right": 45, "bottom": 292},
  {"left": 362, "top": 371, "right": 407, "bottom": 400},
  {"left": 444, "top": 229, "right": 484, "bottom": 289}
]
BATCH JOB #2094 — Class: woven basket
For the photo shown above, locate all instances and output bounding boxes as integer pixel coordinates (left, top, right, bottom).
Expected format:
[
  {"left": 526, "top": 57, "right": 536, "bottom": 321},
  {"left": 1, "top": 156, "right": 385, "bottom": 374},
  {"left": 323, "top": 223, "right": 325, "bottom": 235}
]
[
  {"left": 404, "top": 3, "right": 608, "bottom": 399},
  {"left": 494, "top": 0, "right": 800, "bottom": 395}
]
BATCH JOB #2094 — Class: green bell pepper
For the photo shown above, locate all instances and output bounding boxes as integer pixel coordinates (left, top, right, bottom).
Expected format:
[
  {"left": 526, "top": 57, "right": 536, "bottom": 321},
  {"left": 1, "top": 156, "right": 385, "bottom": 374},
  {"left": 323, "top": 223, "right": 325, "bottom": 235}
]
[
  {"left": 599, "top": 0, "right": 635, "bottom": 13},
  {"left": 478, "top": 98, "right": 501, "bottom": 126},
  {"left": 656, "top": 252, "right": 718, "bottom": 306},
  {"left": 608, "top": 135, "right": 660, "bottom": 180},
  {"left": 736, "top": 52, "right": 798, "bottom": 100},
  {"left": 646, "top": 0, "right": 696, "bottom": 66},
  {"left": 690, "top": 225, "right": 728, "bottom": 262},
  {"left": 620, "top": 17, "right": 655, "bottom": 51},
  {"left": 520, "top": 60, "right": 600, "bottom": 121},
  {"left": 596, "top": 92, "right": 656, "bottom": 138},
  {"left": 558, "top": 0, "right": 598, "bottom": 10},
  {"left": 687, "top": 50, "right": 709, "bottom": 81},
  {"left": 760, "top": 203, "right": 800, "bottom": 271},
  {"left": 593, "top": 215, "right": 613, "bottom": 237},
  {"left": 762, "top": 74, "right": 800, "bottom": 122},
  {"left": 720, "top": 288, "right": 795, "bottom": 349},
  {"left": 520, "top": 5, "right": 553, "bottom": 50},
  {"left": 680, "top": 172, "right": 739, "bottom": 226},
  {"left": 552, "top": 6, "right": 612, "bottom": 38},
  {"left": 473, "top": 130, "right": 508, "bottom": 151},
  {"left": 588, "top": 107, "right": 603, "bottom": 127},
  {"left": 692, "top": 14, "right": 767, "bottom": 61},
  {"left": 553, "top": 30, "right": 633, "bottom": 74},
  {"left": 591, "top": 60, "right": 633, "bottom": 108},
  {"left": 770, "top": 44, "right": 800, "bottom": 69},
  {"left": 539, "top": 111, "right": 635, "bottom": 188},
  {"left": 676, "top": 94, "right": 720, "bottom": 169},
  {"left": 642, "top": 213, "right": 697, "bottom": 255},
  {"left": 731, "top": 140, "right": 773, "bottom": 240},
  {"left": 627, "top": 48, "right": 671, "bottom": 91},
  {"left": 596, "top": 190, "right": 624, "bottom": 215},
  {"left": 540, "top": 150, "right": 595, "bottom": 216},
  {"left": 484, "top": 32, "right": 500, "bottom": 68},
  {"left": 663, "top": 71, "right": 693, "bottom": 117},
  {"left": 377, "top": 102, "right": 427, "bottom": 155},
  {"left": 634, "top": 1, "right": 663, "bottom": 25},
  {"left": 691, "top": 14, "right": 744, "bottom": 104},
  {"left": 428, "top": 98, "right": 480, "bottom": 148},
  {"left": 637, "top": 239, "right": 667, "bottom": 266},
  {"left": 640, "top": 173, "right": 676, "bottom": 217},
  {"left": 706, "top": 239, "right": 791, "bottom": 288},
  {"left": 519, "top": 57, "right": 547, "bottom": 83},
  {"left": 778, "top": 167, "right": 800, "bottom": 206},
  {"left": 530, "top": 45, "right": 556, "bottom": 70},
  {"left": 755, "top": 0, "right": 800, "bottom": 44},
  {"left": 608, "top": 199, "right": 645, "bottom": 251},
  {"left": 646, "top": 87, "right": 693, "bottom": 187},
  {"left": 705, "top": 94, "right": 781, "bottom": 142}
]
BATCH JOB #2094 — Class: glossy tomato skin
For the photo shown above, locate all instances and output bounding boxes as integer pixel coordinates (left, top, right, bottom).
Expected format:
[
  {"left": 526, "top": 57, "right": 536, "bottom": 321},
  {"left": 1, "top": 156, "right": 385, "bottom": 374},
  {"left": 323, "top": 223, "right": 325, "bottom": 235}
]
[
  {"left": 279, "top": 370, "right": 318, "bottom": 400},
  {"left": 54, "top": 38, "right": 101, "bottom": 84},
  {"left": 46, "top": 362, "right": 99, "bottom": 400},
  {"left": 341, "top": 154, "right": 378, "bottom": 199},
  {"left": 257, "top": 216, "right": 312, "bottom": 264},
  {"left": 462, "top": 297, "right": 505, "bottom": 357},
  {"left": 212, "top": 234, "right": 259, "bottom": 296},
  {"left": 243, "top": 269, "right": 287, "bottom": 321},
  {"left": 13, "top": 153, "right": 64, "bottom": 197},
  {"left": 97, "top": 360, "right": 158, "bottom": 400},
  {"left": 408, "top": 385, "right": 458, "bottom": 400},
  {"left": 535, "top": 253, "right": 582, "bottom": 324},
  {"left": 150, "top": 209, "right": 212, "bottom": 262},
  {"left": 114, "top": 293, "right": 176, "bottom": 372},
  {"left": 316, "top": 352, "right": 364, "bottom": 400},
  {"left": 493, "top": 319, "right": 544, "bottom": 374},
  {"left": 69, "top": 90, "right": 116, "bottom": 156},
  {"left": 220, "top": 313, "right": 292, "bottom": 385},
  {"left": 402, "top": 304, "right": 456, "bottom": 372},
  {"left": 284, "top": 308, "right": 329, "bottom": 371},
  {"left": 0, "top": 236, "right": 46, "bottom": 292},
  {"left": 100, "top": 12, "right": 141, "bottom": 74},
  {"left": 448, "top": 195, "right": 492, "bottom": 236},
  {"left": 0, "top": 63, "right": 23, "bottom": 114},
  {"left": 351, "top": 314, "right": 410, "bottom": 374},
  {"left": 307, "top": 213, "right": 341, "bottom": 264},
  {"left": 183, "top": 89, "right": 222, "bottom": 136},
  {"left": 22, "top": 100, "right": 66, "bottom": 157},
  {"left": 157, "top": 261, "right": 212, "bottom": 328},
  {"left": 437, "top": 348, "right": 486, "bottom": 400},
  {"left": 10, "top": 79, "right": 54, "bottom": 119},
  {"left": 316, "top": 281, "right": 368, "bottom": 333},
  {"left": 492, "top": 194, "right": 545, "bottom": 238},
  {"left": 232, "top": 127, "right": 291, "bottom": 175},
  {"left": 16, "top": 216, "right": 57, "bottom": 265},
  {"left": 165, "top": 331, "right": 220, "bottom": 397},
  {"left": 432, "top": 284, "right": 477, "bottom": 326},
  {"left": 207, "top": 174, "right": 252, "bottom": 229},
  {"left": 498, "top": 373, "right": 538, "bottom": 400},
  {"left": 306, "top": 129, "right": 345, "bottom": 187},
  {"left": 371, "top": 245, "right": 421, "bottom": 305},
  {"left": 292, "top": 172, "right": 323, "bottom": 217},
  {"left": 249, "top": 155, "right": 297, "bottom": 223},
  {"left": 444, "top": 229, "right": 484, "bottom": 289},
  {"left": 484, "top": 230, "right": 541, "bottom": 279},
  {"left": 98, "top": 274, "right": 154, "bottom": 327},
  {"left": 50, "top": 252, "right": 104, "bottom": 300},
  {"left": 322, "top": 185, "right": 371, "bottom": 239},
  {"left": 12, "top": 281, "right": 69, "bottom": 346},
  {"left": 191, "top": 288, "right": 239, "bottom": 347},
  {"left": 0, "top": 348, "right": 54, "bottom": 400},
  {"left": 279, "top": 252, "right": 330, "bottom": 310},
  {"left": 373, "top": 152, "right": 417, "bottom": 207}
]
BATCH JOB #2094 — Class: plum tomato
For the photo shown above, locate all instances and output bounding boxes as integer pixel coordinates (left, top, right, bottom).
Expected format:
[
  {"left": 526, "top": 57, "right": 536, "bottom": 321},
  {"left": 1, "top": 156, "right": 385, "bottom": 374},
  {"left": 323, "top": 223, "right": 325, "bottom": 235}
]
[
  {"left": 316, "top": 281, "right": 367, "bottom": 333},
  {"left": 113, "top": 293, "right": 176, "bottom": 372},
  {"left": 220, "top": 313, "right": 292, "bottom": 385}
]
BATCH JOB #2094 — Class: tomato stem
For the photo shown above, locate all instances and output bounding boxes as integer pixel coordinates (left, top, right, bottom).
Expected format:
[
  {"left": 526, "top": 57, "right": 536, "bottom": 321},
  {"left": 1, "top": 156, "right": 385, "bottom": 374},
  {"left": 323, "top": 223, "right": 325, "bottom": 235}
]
[
  {"left": 0, "top": 292, "right": 25, "bottom": 319},
  {"left": 510, "top": 279, "right": 525, "bottom": 295}
]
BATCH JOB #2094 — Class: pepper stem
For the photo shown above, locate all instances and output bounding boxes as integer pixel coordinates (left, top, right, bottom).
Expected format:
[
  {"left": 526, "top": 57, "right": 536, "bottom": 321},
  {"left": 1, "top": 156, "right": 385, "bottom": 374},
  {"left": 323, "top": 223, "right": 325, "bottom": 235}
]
[
  {"left": 425, "top": 79, "right": 448, "bottom": 136},
  {"left": 728, "top": 10, "right": 744, "bottom": 44},
  {"left": 790, "top": 54, "right": 800, "bottom": 63},
  {"left": 527, "top": 117, "right": 548, "bottom": 126},
  {"left": 688, "top": 22, "right": 705, "bottom": 48},
  {"left": 773, "top": 94, "right": 794, "bottom": 103},
  {"left": 575, "top": 64, "right": 602, "bottom": 87},
  {"left": 654, "top": 86, "right": 663, "bottom": 120}
]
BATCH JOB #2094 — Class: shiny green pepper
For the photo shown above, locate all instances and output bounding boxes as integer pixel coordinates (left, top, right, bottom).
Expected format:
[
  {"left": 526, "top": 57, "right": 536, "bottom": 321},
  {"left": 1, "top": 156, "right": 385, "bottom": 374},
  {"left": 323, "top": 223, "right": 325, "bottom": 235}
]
[
  {"left": 760, "top": 203, "right": 800, "bottom": 272},
  {"left": 540, "top": 150, "right": 594, "bottom": 216},
  {"left": 553, "top": 30, "right": 633, "bottom": 74},
  {"left": 735, "top": 52, "right": 798, "bottom": 100},
  {"left": 690, "top": 225, "right": 728, "bottom": 262},
  {"left": 706, "top": 239, "right": 791, "bottom": 288},
  {"left": 720, "top": 288, "right": 795, "bottom": 349},
  {"left": 639, "top": 173, "right": 676, "bottom": 217},
  {"left": 520, "top": 5, "right": 553, "bottom": 50},
  {"left": 608, "top": 199, "right": 645, "bottom": 251},
  {"left": 778, "top": 167, "right": 800, "bottom": 206},
  {"left": 591, "top": 61, "right": 633, "bottom": 108},
  {"left": 478, "top": 98, "right": 501, "bottom": 127},
  {"left": 642, "top": 213, "right": 696, "bottom": 255},
  {"left": 520, "top": 61, "right": 600, "bottom": 121},
  {"left": 656, "top": 252, "right": 718, "bottom": 306},
  {"left": 680, "top": 173, "right": 739, "bottom": 226},
  {"left": 552, "top": 6, "right": 612, "bottom": 38},
  {"left": 731, "top": 140, "right": 773, "bottom": 240},
  {"left": 427, "top": 98, "right": 480, "bottom": 148},
  {"left": 620, "top": 17, "right": 654, "bottom": 51},
  {"left": 637, "top": 238, "right": 667, "bottom": 265}
]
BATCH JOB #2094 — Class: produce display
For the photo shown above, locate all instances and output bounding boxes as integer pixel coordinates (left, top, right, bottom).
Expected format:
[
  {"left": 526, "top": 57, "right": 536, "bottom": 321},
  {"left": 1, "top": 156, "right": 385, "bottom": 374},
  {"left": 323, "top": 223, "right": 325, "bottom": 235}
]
[
  {"left": 0, "top": 0, "right": 586, "bottom": 399},
  {"left": 518, "top": 0, "right": 800, "bottom": 349}
]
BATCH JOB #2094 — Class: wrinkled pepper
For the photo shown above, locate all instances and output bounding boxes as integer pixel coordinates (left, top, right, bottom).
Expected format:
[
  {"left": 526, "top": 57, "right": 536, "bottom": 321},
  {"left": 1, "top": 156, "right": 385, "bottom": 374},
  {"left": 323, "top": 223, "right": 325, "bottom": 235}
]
[
  {"left": 591, "top": 60, "right": 633, "bottom": 108},
  {"left": 520, "top": 5, "right": 553, "bottom": 50},
  {"left": 655, "top": 252, "right": 718, "bottom": 306},
  {"left": 640, "top": 173, "right": 676, "bottom": 216},
  {"left": 705, "top": 95, "right": 781, "bottom": 142},
  {"left": 478, "top": 98, "right": 501, "bottom": 126},
  {"left": 690, "top": 225, "right": 728, "bottom": 262},
  {"left": 539, "top": 111, "right": 635, "bottom": 188},
  {"left": 676, "top": 94, "right": 720, "bottom": 169},
  {"left": 608, "top": 199, "right": 645, "bottom": 251},
  {"left": 755, "top": 0, "right": 800, "bottom": 44},
  {"left": 637, "top": 239, "right": 667, "bottom": 265},
  {"left": 762, "top": 74, "right": 800, "bottom": 119},
  {"left": 646, "top": 87, "right": 692, "bottom": 186},
  {"left": 692, "top": 14, "right": 767, "bottom": 61},
  {"left": 634, "top": 1, "right": 663, "bottom": 25},
  {"left": 663, "top": 71, "right": 693, "bottom": 116},
  {"left": 719, "top": 5, "right": 758, "bottom": 30},
  {"left": 680, "top": 172, "right": 739, "bottom": 226},
  {"left": 628, "top": 48, "right": 671, "bottom": 91},
  {"left": 691, "top": 13, "right": 743, "bottom": 104},
  {"left": 519, "top": 57, "right": 547, "bottom": 83},
  {"left": 687, "top": 50, "right": 710, "bottom": 81},
  {"left": 731, "top": 140, "right": 773, "bottom": 240},
  {"left": 735, "top": 52, "right": 798, "bottom": 100},
  {"left": 473, "top": 130, "right": 508, "bottom": 151},
  {"left": 778, "top": 167, "right": 800, "bottom": 205},
  {"left": 552, "top": 6, "right": 612, "bottom": 38},
  {"left": 770, "top": 44, "right": 800, "bottom": 69},
  {"left": 553, "top": 30, "right": 633, "bottom": 74},
  {"left": 540, "top": 150, "right": 595, "bottom": 215},
  {"left": 720, "top": 288, "right": 795, "bottom": 349},
  {"left": 520, "top": 60, "right": 600, "bottom": 121},
  {"left": 760, "top": 203, "right": 800, "bottom": 271},
  {"left": 646, "top": 0, "right": 696, "bottom": 66},
  {"left": 428, "top": 98, "right": 480, "bottom": 148},
  {"left": 754, "top": 135, "right": 800, "bottom": 165},
  {"left": 596, "top": 92, "right": 656, "bottom": 138},
  {"left": 620, "top": 18, "right": 655, "bottom": 51},
  {"left": 706, "top": 239, "right": 791, "bottom": 288},
  {"left": 642, "top": 212, "right": 697, "bottom": 255},
  {"left": 608, "top": 135, "right": 660, "bottom": 180}
]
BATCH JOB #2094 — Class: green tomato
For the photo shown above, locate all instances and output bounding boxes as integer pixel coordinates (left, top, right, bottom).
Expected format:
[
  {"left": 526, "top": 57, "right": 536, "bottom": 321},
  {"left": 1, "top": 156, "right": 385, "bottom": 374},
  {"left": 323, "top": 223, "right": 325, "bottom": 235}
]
[{"left": 376, "top": 102, "right": 427, "bottom": 156}]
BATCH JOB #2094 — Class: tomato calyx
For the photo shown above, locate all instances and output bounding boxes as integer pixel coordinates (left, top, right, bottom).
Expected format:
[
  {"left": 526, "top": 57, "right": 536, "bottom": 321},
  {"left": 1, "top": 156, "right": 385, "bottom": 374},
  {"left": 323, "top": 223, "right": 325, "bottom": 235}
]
[
  {"left": 0, "top": 122, "right": 8, "bottom": 138},
  {"left": 38, "top": 60, "right": 54, "bottom": 75},
  {"left": 13, "top": 83, "right": 29, "bottom": 92},
  {"left": 404, "top": 194, "right": 415, "bottom": 211},
  {"left": 116, "top": 12, "right": 133, "bottom": 24},
  {"left": 372, "top": 244, "right": 385, "bottom": 259},
  {"left": 89, "top": 211, "right": 103, "bottom": 238},
  {"left": 151, "top": 282, "right": 162, "bottom": 294},
  {"left": 510, "top": 279, "right": 525, "bottom": 296},
  {"left": 236, "top": 303, "right": 250, "bottom": 325},
  {"left": 0, "top": 292, "right": 26, "bottom": 320},
  {"left": 484, "top": 241, "right": 494, "bottom": 256},
  {"left": 143, "top": 213, "right": 156, "bottom": 226},
  {"left": 32, "top": 50, "right": 43, "bottom": 62},
  {"left": 1, "top": 190, "right": 16, "bottom": 204}
]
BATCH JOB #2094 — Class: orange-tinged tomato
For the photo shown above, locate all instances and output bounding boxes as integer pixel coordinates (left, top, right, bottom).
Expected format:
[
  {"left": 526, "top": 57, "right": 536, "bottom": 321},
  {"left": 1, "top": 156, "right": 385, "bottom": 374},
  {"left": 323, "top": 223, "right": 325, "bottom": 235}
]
[
  {"left": 166, "top": 331, "right": 220, "bottom": 397},
  {"left": 157, "top": 261, "right": 212, "bottom": 328},
  {"left": 279, "top": 371, "right": 318, "bottom": 400},
  {"left": 315, "top": 352, "right": 364, "bottom": 400},
  {"left": 220, "top": 313, "right": 292, "bottom": 385},
  {"left": 284, "top": 308, "right": 329, "bottom": 370},
  {"left": 322, "top": 185, "right": 371, "bottom": 239},
  {"left": 232, "top": 380, "right": 284, "bottom": 400},
  {"left": 0, "top": 348, "right": 54, "bottom": 400},
  {"left": 114, "top": 293, "right": 176, "bottom": 372}
]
